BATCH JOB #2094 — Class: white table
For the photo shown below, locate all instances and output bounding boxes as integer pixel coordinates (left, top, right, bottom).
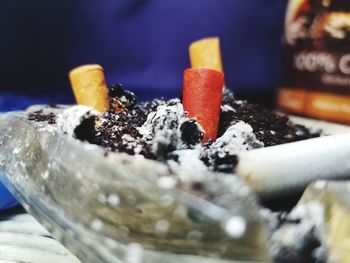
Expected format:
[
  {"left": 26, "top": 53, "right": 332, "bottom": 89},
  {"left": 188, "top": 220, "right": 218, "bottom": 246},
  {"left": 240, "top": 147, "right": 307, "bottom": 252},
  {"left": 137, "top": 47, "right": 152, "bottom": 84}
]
[{"left": 0, "top": 206, "right": 81, "bottom": 263}]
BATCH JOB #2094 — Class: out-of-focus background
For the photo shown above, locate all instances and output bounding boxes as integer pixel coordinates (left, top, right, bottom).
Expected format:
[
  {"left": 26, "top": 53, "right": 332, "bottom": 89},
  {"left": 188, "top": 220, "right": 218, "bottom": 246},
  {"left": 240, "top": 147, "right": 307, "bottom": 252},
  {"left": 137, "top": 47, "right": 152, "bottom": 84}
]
[{"left": 0, "top": 0, "right": 287, "bottom": 110}]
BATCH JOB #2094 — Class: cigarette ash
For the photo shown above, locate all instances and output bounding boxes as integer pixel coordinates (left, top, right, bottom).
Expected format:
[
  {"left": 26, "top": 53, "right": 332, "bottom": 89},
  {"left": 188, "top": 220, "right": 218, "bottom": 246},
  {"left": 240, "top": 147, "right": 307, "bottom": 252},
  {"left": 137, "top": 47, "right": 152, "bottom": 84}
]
[
  {"left": 136, "top": 97, "right": 261, "bottom": 174},
  {"left": 27, "top": 85, "right": 320, "bottom": 176},
  {"left": 267, "top": 202, "right": 327, "bottom": 263},
  {"left": 56, "top": 105, "right": 99, "bottom": 139},
  {"left": 219, "top": 89, "right": 320, "bottom": 147},
  {"left": 201, "top": 121, "right": 263, "bottom": 173},
  {"left": 138, "top": 100, "right": 204, "bottom": 160}
]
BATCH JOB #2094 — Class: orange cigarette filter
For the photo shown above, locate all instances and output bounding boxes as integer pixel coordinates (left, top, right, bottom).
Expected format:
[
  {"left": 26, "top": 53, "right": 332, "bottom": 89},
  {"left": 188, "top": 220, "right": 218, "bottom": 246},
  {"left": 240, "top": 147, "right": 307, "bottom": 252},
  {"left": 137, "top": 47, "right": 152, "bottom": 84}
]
[
  {"left": 183, "top": 68, "right": 224, "bottom": 141},
  {"left": 189, "top": 37, "right": 223, "bottom": 73},
  {"left": 69, "top": 64, "right": 110, "bottom": 112}
]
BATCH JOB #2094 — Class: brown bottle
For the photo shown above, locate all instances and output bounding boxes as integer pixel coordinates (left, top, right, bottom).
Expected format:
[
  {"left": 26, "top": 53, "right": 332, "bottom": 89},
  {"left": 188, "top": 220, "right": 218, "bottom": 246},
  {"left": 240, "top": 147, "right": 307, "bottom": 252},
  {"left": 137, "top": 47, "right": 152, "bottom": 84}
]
[{"left": 278, "top": 0, "right": 350, "bottom": 124}]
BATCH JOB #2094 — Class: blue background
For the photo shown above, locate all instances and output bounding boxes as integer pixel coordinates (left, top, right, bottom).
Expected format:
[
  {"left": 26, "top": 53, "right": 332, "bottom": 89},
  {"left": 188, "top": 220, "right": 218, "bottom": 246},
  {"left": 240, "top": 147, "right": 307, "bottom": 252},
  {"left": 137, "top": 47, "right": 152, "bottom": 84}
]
[{"left": 0, "top": 0, "right": 287, "bottom": 107}]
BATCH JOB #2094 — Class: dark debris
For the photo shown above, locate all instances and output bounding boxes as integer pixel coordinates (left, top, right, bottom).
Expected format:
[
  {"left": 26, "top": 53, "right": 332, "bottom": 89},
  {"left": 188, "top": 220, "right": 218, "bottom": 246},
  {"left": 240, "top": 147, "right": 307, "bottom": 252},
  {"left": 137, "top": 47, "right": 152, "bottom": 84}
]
[
  {"left": 219, "top": 90, "right": 320, "bottom": 146},
  {"left": 27, "top": 86, "right": 320, "bottom": 168},
  {"left": 28, "top": 110, "right": 56, "bottom": 124}
]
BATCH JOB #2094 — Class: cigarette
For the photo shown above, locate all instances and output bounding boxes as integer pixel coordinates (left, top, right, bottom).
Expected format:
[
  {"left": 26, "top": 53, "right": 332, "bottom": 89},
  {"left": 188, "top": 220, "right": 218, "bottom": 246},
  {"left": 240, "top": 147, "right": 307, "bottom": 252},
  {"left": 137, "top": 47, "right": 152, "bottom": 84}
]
[
  {"left": 235, "top": 133, "right": 350, "bottom": 198},
  {"left": 69, "top": 64, "right": 110, "bottom": 112},
  {"left": 189, "top": 37, "right": 223, "bottom": 73},
  {"left": 183, "top": 68, "right": 224, "bottom": 141}
]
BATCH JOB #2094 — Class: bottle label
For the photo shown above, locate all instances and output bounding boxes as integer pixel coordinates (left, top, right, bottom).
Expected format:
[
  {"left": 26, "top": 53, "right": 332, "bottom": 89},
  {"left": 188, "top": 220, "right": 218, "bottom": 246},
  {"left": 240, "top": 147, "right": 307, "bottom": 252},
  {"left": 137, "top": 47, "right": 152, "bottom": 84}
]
[{"left": 278, "top": 0, "right": 350, "bottom": 123}]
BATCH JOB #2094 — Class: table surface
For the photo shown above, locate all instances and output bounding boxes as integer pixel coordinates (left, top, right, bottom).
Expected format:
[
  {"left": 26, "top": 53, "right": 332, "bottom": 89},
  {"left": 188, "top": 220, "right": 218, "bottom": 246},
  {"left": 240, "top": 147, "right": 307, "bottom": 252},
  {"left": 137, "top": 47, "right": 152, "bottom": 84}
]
[{"left": 0, "top": 206, "right": 81, "bottom": 263}]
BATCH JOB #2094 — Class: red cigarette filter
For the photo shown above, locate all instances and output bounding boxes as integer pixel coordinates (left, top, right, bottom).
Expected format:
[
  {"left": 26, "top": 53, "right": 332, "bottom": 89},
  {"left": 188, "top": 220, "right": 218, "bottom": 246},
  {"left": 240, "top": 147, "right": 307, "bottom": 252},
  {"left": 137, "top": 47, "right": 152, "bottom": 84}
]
[{"left": 183, "top": 68, "right": 224, "bottom": 141}]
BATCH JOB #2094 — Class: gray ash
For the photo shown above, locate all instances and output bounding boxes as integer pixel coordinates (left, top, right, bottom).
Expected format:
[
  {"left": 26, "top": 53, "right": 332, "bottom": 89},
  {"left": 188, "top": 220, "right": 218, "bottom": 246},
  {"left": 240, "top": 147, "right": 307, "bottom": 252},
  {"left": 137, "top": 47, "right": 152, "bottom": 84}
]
[
  {"left": 274, "top": 242, "right": 324, "bottom": 263},
  {"left": 82, "top": 85, "right": 159, "bottom": 159},
  {"left": 221, "top": 88, "right": 235, "bottom": 105},
  {"left": 180, "top": 119, "right": 203, "bottom": 147},
  {"left": 128, "top": 100, "right": 166, "bottom": 127},
  {"left": 27, "top": 85, "right": 320, "bottom": 173},
  {"left": 219, "top": 90, "right": 320, "bottom": 146},
  {"left": 137, "top": 101, "right": 189, "bottom": 160},
  {"left": 272, "top": 224, "right": 325, "bottom": 263},
  {"left": 74, "top": 116, "right": 98, "bottom": 144},
  {"left": 201, "top": 141, "right": 239, "bottom": 173},
  {"left": 275, "top": 212, "right": 302, "bottom": 229},
  {"left": 201, "top": 121, "right": 263, "bottom": 173},
  {"left": 270, "top": 205, "right": 327, "bottom": 263},
  {"left": 210, "top": 154, "right": 238, "bottom": 173},
  {"left": 28, "top": 110, "right": 56, "bottom": 124}
]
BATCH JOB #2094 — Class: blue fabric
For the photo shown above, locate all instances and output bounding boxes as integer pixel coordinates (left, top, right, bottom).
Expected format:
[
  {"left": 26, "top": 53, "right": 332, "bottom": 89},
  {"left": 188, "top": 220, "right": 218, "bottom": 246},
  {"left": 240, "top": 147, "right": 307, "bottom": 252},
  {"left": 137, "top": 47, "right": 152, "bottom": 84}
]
[
  {"left": 0, "top": 112, "right": 19, "bottom": 209},
  {"left": 0, "top": 92, "right": 75, "bottom": 111},
  {"left": 0, "top": 173, "right": 19, "bottom": 210}
]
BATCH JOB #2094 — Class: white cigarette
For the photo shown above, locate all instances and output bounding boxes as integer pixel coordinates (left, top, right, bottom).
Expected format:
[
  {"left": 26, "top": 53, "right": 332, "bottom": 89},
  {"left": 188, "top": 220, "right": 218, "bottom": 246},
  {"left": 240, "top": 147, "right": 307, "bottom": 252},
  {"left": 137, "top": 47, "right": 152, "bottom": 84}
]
[{"left": 235, "top": 133, "right": 350, "bottom": 198}]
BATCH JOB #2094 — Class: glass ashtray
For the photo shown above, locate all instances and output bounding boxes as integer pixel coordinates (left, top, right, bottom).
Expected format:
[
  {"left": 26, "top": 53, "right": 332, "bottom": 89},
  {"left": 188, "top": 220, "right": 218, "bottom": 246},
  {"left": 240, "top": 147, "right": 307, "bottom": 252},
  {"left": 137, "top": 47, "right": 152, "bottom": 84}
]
[{"left": 0, "top": 111, "right": 271, "bottom": 263}]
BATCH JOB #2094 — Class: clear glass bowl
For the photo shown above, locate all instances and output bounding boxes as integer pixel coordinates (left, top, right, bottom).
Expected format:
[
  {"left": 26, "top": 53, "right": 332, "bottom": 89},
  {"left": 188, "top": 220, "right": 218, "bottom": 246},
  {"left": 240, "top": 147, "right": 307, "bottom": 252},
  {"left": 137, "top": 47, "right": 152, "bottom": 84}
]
[{"left": 0, "top": 112, "right": 271, "bottom": 263}]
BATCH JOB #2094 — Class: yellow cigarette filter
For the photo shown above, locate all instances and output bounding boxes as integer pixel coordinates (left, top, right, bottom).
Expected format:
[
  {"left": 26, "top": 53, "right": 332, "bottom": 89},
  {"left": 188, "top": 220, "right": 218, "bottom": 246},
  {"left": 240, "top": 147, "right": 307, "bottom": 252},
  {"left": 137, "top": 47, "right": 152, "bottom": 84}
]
[
  {"left": 189, "top": 37, "right": 223, "bottom": 72},
  {"left": 69, "top": 64, "right": 110, "bottom": 112}
]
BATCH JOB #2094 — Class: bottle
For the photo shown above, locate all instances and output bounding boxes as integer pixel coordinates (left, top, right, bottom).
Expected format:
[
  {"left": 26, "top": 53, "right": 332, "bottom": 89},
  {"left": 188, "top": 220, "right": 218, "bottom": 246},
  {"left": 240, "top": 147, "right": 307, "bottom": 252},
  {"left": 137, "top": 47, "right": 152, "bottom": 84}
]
[{"left": 278, "top": 0, "right": 350, "bottom": 124}]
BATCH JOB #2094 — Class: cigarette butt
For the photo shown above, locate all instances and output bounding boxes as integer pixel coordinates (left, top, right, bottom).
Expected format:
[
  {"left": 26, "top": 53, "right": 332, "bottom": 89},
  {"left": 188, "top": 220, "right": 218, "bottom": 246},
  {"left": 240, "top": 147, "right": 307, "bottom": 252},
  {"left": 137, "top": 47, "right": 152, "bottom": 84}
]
[
  {"left": 189, "top": 37, "right": 223, "bottom": 73},
  {"left": 183, "top": 68, "right": 224, "bottom": 141},
  {"left": 69, "top": 64, "right": 109, "bottom": 112},
  {"left": 235, "top": 133, "right": 350, "bottom": 198}
]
